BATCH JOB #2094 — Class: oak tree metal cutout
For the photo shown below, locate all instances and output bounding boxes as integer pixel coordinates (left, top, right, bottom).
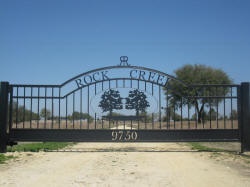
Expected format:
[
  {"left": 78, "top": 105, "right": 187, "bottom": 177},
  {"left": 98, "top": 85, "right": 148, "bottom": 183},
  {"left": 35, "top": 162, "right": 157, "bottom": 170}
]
[
  {"left": 99, "top": 89, "right": 150, "bottom": 118},
  {"left": 98, "top": 89, "right": 123, "bottom": 116},
  {"left": 125, "top": 89, "right": 150, "bottom": 116}
]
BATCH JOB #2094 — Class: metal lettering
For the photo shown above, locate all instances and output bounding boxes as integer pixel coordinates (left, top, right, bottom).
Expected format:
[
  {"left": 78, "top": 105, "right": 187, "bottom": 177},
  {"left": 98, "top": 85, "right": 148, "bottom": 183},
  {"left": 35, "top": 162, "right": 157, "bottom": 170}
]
[
  {"left": 83, "top": 75, "right": 93, "bottom": 85},
  {"left": 130, "top": 70, "right": 138, "bottom": 79},
  {"left": 75, "top": 70, "right": 110, "bottom": 88},
  {"left": 148, "top": 71, "right": 157, "bottom": 82},
  {"left": 75, "top": 79, "right": 83, "bottom": 88},
  {"left": 139, "top": 70, "right": 146, "bottom": 80},
  {"left": 93, "top": 72, "right": 101, "bottom": 81},
  {"left": 101, "top": 71, "right": 110, "bottom": 80},
  {"left": 157, "top": 74, "right": 168, "bottom": 86}
]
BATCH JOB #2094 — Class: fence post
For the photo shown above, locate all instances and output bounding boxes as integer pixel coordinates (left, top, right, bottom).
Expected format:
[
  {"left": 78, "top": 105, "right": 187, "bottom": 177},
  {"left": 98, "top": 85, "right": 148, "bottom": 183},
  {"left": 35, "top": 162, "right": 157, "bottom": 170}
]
[
  {"left": 240, "top": 82, "right": 250, "bottom": 152},
  {"left": 0, "top": 82, "right": 9, "bottom": 153}
]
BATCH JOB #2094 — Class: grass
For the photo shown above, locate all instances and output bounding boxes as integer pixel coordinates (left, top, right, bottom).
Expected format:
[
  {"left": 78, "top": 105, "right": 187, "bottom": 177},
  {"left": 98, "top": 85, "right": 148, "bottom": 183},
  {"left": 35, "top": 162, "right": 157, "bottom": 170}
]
[
  {"left": 0, "top": 142, "right": 74, "bottom": 164},
  {"left": 189, "top": 142, "right": 250, "bottom": 166},
  {"left": 1, "top": 142, "right": 73, "bottom": 164},
  {"left": 189, "top": 142, "right": 225, "bottom": 152},
  {"left": 7, "top": 142, "right": 74, "bottom": 152},
  {"left": 0, "top": 154, "right": 15, "bottom": 164}
]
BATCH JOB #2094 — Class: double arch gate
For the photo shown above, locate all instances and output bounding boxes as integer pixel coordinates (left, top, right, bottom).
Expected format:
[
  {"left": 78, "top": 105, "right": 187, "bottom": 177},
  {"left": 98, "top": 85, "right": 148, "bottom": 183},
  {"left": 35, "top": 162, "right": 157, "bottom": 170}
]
[{"left": 1, "top": 57, "right": 250, "bottom": 152}]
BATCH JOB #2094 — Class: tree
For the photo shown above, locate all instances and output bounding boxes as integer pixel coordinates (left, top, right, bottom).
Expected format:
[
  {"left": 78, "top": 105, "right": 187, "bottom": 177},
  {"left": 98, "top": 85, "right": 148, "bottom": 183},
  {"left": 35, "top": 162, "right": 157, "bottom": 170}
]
[
  {"left": 70, "top": 111, "right": 93, "bottom": 122},
  {"left": 125, "top": 89, "right": 150, "bottom": 116},
  {"left": 165, "top": 64, "right": 232, "bottom": 123},
  {"left": 40, "top": 108, "right": 51, "bottom": 120},
  {"left": 12, "top": 101, "right": 40, "bottom": 123},
  {"left": 99, "top": 89, "right": 123, "bottom": 115},
  {"left": 162, "top": 106, "right": 182, "bottom": 122},
  {"left": 230, "top": 109, "right": 238, "bottom": 120}
]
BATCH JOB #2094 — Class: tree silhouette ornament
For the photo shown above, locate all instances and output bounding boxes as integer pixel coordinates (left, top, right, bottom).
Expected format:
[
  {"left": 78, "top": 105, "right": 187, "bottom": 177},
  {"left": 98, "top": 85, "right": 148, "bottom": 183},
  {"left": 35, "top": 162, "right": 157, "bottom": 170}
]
[
  {"left": 125, "top": 89, "right": 150, "bottom": 116},
  {"left": 99, "top": 89, "right": 123, "bottom": 115}
]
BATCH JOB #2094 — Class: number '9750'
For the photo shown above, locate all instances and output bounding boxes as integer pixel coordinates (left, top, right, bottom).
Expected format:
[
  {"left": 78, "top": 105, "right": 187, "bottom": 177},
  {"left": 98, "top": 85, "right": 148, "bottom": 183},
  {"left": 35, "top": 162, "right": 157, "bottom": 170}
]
[{"left": 111, "top": 131, "right": 138, "bottom": 141}]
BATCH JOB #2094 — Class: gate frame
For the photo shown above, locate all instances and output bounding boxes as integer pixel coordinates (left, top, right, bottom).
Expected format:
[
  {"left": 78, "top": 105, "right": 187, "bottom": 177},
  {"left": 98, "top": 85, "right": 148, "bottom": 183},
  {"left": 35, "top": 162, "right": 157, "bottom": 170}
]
[
  {"left": 0, "top": 82, "right": 9, "bottom": 152},
  {"left": 1, "top": 80, "right": 250, "bottom": 153},
  {"left": 240, "top": 82, "right": 250, "bottom": 152}
]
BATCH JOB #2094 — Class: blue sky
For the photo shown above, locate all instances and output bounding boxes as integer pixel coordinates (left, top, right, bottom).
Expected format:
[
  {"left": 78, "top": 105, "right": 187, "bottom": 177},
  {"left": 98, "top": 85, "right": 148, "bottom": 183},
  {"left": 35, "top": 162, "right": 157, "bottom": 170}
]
[{"left": 1, "top": 0, "right": 250, "bottom": 85}]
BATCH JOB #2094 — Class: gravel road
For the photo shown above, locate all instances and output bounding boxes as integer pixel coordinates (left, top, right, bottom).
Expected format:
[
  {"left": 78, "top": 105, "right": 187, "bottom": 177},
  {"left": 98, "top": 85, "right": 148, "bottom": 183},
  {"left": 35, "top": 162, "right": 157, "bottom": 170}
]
[{"left": 0, "top": 143, "right": 250, "bottom": 187}]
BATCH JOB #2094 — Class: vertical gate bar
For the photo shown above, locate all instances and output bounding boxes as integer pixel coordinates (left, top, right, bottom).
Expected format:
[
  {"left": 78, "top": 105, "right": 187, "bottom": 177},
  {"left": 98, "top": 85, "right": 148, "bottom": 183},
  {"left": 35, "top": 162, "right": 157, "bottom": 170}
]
[
  {"left": 109, "top": 80, "right": 111, "bottom": 89},
  {"left": 95, "top": 83, "right": 97, "bottom": 95},
  {"left": 144, "top": 115, "right": 146, "bottom": 129},
  {"left": 159, "top": 85, "right": 161, "bottom": 129},
  {"left": 202, "top": 86, "right": 205, "bottom": 129},
  {"left": 209, "top": 96, "right": 212, "bottom": 129},
  {"left": 144, "top": 81, "right": 146, "bottom": 92},
  {"left": 231, "top": 87, "right": 233, "bottom": 128},
  {"left": 0, "top": 82, "right": 9, "bottom": 153},
  {"left": 130, "top": 79, "right": 132, "bottom": 88},
  {"left": 9, "top": 86, "right": 13, "bottom": 132},
  {"left": 145, "top": 81, "right": 147, "bottom": 128},
  {"left": 58, "top": 88, "right": 61, "bottom": 129},
  {"left": 116, "top": 80, "right": 118, "bottom": 88},
  {"left": 23, "top": 87, "right": 25, "bottom": 128},
  {"left": 102, "top": 117, "right": 104, "bottom": 129},
  {"left": 51, "top": 87, "right": 54, "bottom": 129},
  {"left": 30, "top": 87, "right": 33, "bottom": 128},
  {"left": 137, "top": 80, "right": 139, "bottom": 89},
  {"left": 216, "top": 98, "right": 219, "bottom": 128},
  {"left": 44, "top": 87, "right": 47, "bottom": 129},
  {"left": 195, "top": 104, "right": 197, "bottom": 129},
  {"left": 80, "top": 88, "right": 82, "bottom": 129},
  {"left": 37, "top": 87, "right": 40, "bottom": 128},
  {"left": 102, "top": 81, "right": 104, "bottom": 91},
  {"left": 95, "top": 113, "right": 96, "bottom": 129},
  {"left": 188, "top": 102, "right": 190, "bottom": 129},
  {"left": 181, "top": 97, "right": 183, "bottom": 129},
  {"left": 224, "top": 89, "right": 226, "bottom": 129},
  {"left": 216, "top": 87, "right": 219, "bottom": 128},
  {"left": 240, "top": 83, "right": 250, "bottom": 152},
  {"left": 73, "top": 92, "right": 75, "bottom": 128},
  {"left": 66, "top": 96, "right": 68, "bottom": 129},
  {"left": 152, "top": 113, "right": 154, "bottom": 129},
  {"left": 109, "top": 116, "right": 110, "bottom": 129},
  {"left": 123, "top": 78, "right": 125, "bottom": 88},
  {"left": 166, "top": 90, "right": 169, "bottom": 129},
  {"left": 152, "top": 83, "right": 154, "bottom": 129},
  {"left": 87, "top": 86, "right": 90, "bottom": 129},
  {"left": 16, "top": 87, "right": 18, "bottom": 128},
  {"left": 151, "top": 83, "right": 154, "bottom": 95},
  {"left": 137, "top": 117, "right": 139, "bottom": 130},
  {"left": 173, "top": 102, "right": 176, "bottom": 129}
]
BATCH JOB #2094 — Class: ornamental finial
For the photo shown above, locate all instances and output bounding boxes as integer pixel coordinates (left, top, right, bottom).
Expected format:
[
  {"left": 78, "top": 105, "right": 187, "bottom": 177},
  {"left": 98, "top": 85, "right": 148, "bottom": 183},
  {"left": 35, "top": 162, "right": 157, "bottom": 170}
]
[{"left": 119, "top": 56, "right": 130, "bottom": 66}]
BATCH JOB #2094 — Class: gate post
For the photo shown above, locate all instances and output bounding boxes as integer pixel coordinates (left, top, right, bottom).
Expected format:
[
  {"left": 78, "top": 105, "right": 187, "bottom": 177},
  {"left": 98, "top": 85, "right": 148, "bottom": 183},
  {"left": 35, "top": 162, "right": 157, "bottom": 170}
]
[
  {"left": 240, "top": 82, "right": 250, "bottom": 152},
  {"left": 0, "top": 82, "right": 9, "bottom": 153}
]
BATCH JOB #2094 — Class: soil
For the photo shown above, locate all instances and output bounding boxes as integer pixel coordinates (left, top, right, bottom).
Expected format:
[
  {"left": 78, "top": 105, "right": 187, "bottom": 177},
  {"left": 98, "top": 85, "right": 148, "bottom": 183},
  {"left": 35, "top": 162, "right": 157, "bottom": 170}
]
[{"left": 1, "top": 142, "right": 250, "bottom": 187}]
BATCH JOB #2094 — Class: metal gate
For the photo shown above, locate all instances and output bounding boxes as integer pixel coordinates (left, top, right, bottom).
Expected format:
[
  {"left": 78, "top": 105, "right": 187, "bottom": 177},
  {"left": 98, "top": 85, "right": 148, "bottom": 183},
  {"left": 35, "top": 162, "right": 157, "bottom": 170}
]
[{"left": 1, "top": 57, "right": 250, "bottom": 152}]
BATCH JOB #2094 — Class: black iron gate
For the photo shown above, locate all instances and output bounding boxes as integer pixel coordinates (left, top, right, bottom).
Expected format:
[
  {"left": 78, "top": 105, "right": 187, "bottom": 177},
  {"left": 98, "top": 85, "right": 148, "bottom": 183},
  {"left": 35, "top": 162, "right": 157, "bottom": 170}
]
[{"left": 1, "top": 57, "right": 250, "bottom": 152}]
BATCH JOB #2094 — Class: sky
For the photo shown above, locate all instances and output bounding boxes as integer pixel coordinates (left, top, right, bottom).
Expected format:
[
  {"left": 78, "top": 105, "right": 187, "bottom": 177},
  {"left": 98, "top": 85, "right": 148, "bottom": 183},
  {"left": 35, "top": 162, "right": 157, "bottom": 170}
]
[{"left": 1, "top": 0, "right": 250, "bottom": 85}]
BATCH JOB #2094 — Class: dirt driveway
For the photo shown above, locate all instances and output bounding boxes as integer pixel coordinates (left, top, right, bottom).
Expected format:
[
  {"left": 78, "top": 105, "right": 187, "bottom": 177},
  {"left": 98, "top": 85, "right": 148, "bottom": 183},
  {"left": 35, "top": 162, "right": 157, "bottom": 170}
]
[{"left": 1, "top": 143, "right": 250, "bottom": 187}]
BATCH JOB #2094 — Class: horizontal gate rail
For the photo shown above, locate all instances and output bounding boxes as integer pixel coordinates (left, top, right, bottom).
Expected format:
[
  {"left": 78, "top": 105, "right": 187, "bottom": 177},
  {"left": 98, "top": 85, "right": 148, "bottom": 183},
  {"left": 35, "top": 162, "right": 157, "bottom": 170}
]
[{"left": 9, "top": 129, "right": 239, "bottom": 142}]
